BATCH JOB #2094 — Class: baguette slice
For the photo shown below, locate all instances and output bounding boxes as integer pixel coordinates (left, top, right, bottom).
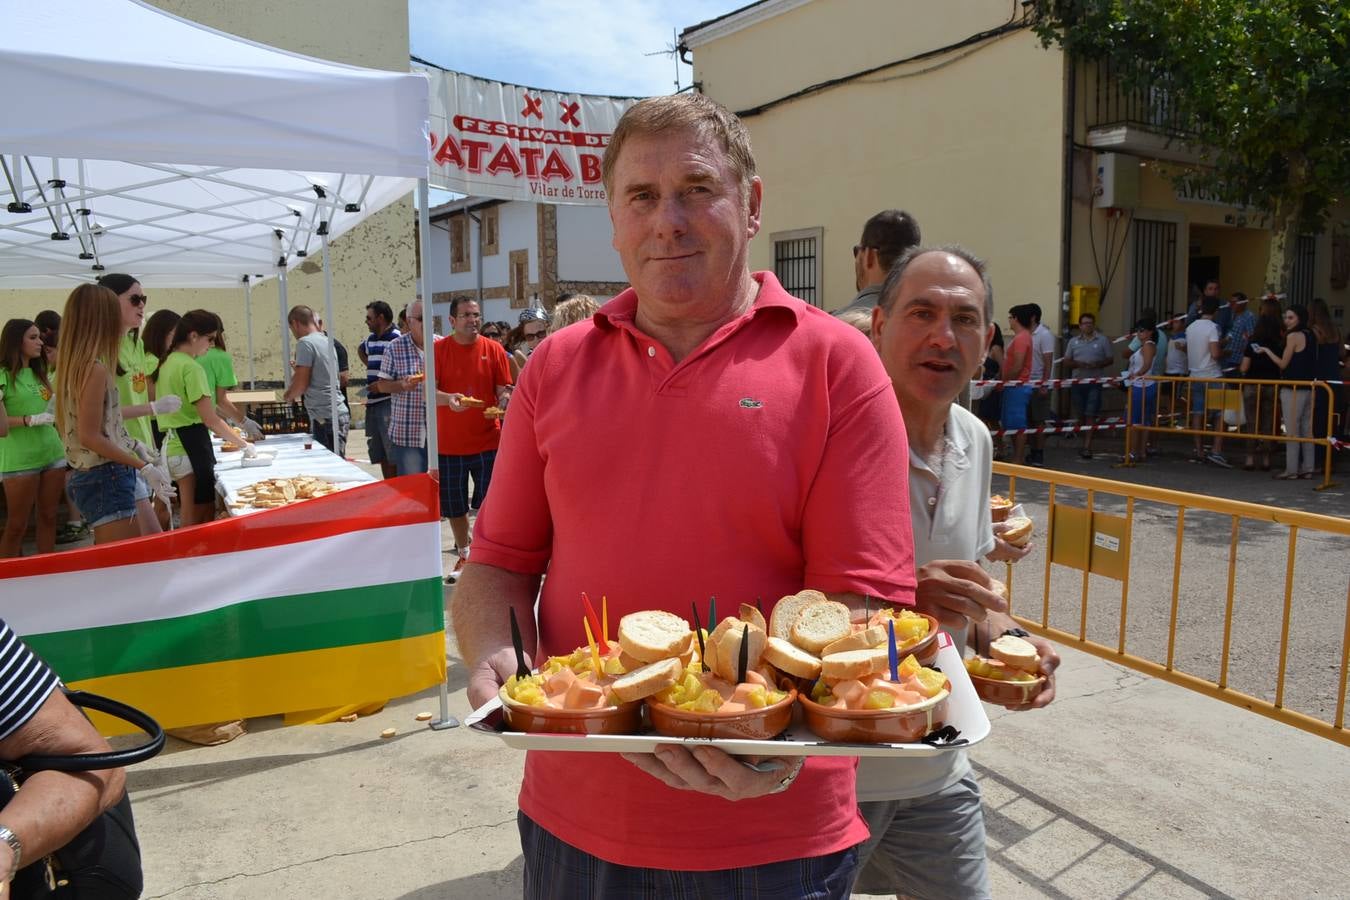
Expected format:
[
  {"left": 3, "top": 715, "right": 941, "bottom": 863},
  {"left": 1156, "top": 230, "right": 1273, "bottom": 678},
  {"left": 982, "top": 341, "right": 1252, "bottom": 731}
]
[
  {"left": 821, "top": 624, "right": 888, "bottom": 658},
  {"left": 769, "top": 590, "right": 828, "bottom": 640},
  {"left": 618, "top": 610, "right": 694, "bottom": 665},
  {"left": 620, "top": 647, "right": 691, "bottom": 672},
  {"left": 610, "top": 657, "right": 684, "bottom": 703},
  {"left": 739, "top": 602, "right": 768, "bottom": 634},
  {"left": 989, "top": 634, "right": 1040, "bottom": 673},
  {"left": 714, "top": 622, "right": 767, "bottom": 683},
  {"left": 820, "top": 647, "right": 891, "bottom": 682},
  {"left": 1000, "top": 516, "right": 1034, "bottom": 548},
  {"left": 703, "top": 616, "right": 738, "bottom": 673},
  {"left": 789, "top": 600, "right": 852, "bottom": 654},
  {"left": 762, "top": 636, "right": 823, "bottom": 680},
  {"left": 989, "top": 578, "right": 1009, "bottom": 602}
]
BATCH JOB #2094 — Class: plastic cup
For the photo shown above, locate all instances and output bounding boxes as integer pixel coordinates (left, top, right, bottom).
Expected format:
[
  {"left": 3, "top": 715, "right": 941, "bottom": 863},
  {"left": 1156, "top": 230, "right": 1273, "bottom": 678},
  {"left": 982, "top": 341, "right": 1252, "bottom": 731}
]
[{"left": 303, "top": 437, "right": 313, "bottom": 450}]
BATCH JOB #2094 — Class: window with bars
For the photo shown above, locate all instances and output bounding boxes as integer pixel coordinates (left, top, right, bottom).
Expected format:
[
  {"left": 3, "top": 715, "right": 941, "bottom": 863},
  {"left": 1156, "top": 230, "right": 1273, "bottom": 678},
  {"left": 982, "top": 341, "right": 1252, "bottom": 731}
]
[
  {"left": 1131, "top": 219, "right": 1177, "bottom": 324},
  {"left": 771, "top": 227, "right": 824, "bottom": 307},
  {"left": 1289, "top": 235, "right": 1316, "bottom": 304}
]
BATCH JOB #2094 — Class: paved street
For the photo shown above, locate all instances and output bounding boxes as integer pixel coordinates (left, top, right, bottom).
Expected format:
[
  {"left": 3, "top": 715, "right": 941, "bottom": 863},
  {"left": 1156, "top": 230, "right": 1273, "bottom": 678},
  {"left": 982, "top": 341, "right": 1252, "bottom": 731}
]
[{"left": 125, "top": 429, "right": 1348, "bottom": 899}]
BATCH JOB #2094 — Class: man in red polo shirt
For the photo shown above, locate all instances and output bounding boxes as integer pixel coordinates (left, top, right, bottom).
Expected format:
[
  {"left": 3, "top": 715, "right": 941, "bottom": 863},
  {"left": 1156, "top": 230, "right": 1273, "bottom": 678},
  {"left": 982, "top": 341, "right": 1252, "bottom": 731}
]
[
  {"left": 433, "top": 297, "right": 512, "bottom": 582},
  {"left": 452, "top": 94, "right": 916, "bottom": 898}
]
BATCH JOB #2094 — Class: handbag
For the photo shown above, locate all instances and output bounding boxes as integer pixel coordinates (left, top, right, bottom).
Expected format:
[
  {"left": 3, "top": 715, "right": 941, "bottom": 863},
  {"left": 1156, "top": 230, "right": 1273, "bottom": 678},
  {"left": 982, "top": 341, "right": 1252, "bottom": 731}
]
[{"left": 2, "top": 690, "right": 165, "bottom": 898}]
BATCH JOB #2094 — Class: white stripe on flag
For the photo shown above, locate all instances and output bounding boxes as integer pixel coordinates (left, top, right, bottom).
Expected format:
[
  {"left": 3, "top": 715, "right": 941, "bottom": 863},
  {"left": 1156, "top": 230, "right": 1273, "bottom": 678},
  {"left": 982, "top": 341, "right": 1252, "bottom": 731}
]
[{"left": 1, "top": 521, "right": 442, "bottom": 637}]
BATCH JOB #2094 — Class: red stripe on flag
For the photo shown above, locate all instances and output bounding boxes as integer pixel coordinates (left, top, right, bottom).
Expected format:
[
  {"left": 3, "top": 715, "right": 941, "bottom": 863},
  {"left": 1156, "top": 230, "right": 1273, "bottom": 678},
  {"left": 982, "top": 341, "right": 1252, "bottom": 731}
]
[{"left": 0, "top": 474, "right": 439, "bottom": 581}]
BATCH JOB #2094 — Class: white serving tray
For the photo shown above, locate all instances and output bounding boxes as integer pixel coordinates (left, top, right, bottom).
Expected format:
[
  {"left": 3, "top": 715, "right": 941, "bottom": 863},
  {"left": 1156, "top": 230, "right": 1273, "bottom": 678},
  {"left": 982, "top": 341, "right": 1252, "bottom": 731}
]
[{"left": 466, "top": 631, "right": 991, "bottom": 758}]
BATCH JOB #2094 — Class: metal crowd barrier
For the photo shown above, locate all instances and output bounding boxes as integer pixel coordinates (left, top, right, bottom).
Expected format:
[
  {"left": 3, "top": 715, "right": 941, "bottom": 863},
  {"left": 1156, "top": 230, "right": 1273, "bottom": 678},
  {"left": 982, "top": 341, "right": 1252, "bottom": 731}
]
[
  {"left": 994, "top": 462, "right": 1350, "bottom": 746},
  {"left": 1119, "top": 375, "right": 1338, "bottom": 489}
]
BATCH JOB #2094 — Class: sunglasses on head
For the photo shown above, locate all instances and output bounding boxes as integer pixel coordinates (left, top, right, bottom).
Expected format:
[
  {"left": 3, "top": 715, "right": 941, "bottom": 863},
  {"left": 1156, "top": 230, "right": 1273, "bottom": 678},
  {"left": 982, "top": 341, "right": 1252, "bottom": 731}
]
[{"left": 129, "top": 294, "right": 148, "bottom": 307}]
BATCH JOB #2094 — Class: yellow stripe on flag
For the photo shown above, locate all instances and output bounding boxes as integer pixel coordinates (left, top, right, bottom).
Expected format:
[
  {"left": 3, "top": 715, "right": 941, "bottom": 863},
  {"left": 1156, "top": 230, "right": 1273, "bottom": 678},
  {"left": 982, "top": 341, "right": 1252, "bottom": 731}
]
[{"left": 71, "top": 632, "right": 446, "bottom": 735}]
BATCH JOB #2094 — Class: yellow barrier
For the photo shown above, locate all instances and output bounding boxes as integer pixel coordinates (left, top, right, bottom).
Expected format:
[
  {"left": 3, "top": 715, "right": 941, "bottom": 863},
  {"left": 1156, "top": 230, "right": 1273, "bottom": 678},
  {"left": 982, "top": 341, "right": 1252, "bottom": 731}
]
[
  {"left": 995, "top": 462, "right": 1350, "bottom": 746},
  {"left": 1121, "top": 375, "right": 1339, "bottom": 489}
]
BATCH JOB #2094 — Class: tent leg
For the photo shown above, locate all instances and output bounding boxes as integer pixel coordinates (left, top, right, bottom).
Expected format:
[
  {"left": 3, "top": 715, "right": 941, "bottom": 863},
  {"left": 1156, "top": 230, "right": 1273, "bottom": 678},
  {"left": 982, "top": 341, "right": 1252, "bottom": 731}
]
[
  {"left": 418, "top": 179, "right": 438, "bottom": 466},
  {"left": 429, "top": 677, "right": 458, "bottom": 731},
  {"left": 279, "top": 272, "right": 292, "bottom": 390},
  {"left": 244, "top": 277, "right": 256, "bottom": 389},
  {"left": 320, "top": 230, "right": 342, "bottom": 458}
]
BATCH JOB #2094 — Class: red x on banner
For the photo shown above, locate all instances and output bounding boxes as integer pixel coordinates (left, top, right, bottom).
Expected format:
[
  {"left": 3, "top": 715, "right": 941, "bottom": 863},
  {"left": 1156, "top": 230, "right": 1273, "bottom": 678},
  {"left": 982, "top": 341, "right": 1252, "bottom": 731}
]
[
  {"left": 520, "top": 93, "right": 544, "bottom": 119},
  {"left": 559, "top": 101, "right": 581, "bottom": 127}
]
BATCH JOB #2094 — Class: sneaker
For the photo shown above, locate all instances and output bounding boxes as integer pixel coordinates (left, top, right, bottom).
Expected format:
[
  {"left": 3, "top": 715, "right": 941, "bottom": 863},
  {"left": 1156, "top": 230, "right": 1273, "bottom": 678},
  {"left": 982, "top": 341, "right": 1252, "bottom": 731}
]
[
  {"left": 444, "top": 547, "right": 469, "bottom": 584},
  {"left": 55, "top": 522, "right": 90, "bottom": 544},
  {"left": 1205, "top": 452, "right": 1232, "bottom": 469}
]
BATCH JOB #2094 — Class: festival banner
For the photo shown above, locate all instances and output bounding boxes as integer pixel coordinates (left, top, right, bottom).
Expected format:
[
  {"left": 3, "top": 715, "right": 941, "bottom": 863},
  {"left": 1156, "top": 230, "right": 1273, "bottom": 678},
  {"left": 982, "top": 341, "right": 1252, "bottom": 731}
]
[
  {"left": 0, "top": 476, "right": 445, "bottom": 734},
  {"left": 417, "top": 64, "right": 641, "bottom": 205}
]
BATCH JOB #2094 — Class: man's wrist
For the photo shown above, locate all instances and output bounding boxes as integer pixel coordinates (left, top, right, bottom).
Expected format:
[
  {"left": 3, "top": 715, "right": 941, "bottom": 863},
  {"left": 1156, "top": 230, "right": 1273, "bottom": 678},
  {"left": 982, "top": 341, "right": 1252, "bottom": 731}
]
[{"left": 0, "top": 823, "right": 22, "bottom": 873}]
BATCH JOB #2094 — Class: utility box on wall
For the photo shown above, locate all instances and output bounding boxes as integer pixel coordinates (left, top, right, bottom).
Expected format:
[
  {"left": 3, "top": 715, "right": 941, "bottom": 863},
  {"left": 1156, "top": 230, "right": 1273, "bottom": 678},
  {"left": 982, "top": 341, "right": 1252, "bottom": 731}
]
[
  {"left": 1070, "top": 284, "right": 1101, "bottom": 322},
  {"left": 1093, "top": 153, "right": 1140, "bottom": 209}
]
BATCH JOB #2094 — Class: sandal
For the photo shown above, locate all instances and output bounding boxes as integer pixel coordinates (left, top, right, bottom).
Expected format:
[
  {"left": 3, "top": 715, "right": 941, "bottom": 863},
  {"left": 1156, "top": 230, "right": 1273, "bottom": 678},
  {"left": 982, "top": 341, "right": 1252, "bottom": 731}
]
[
  {"left": 1243, "top": 457, "right": 1255, "bottom": 471},
  {"left": 1273, "top": 472, "right": 1300, "bottom": 480},
  {"left": 1298, "top": 472, "right": 1314, "bottom": 479},
  {"left": 1079, "top": 449, "right": 1093, "bottom": 460}
]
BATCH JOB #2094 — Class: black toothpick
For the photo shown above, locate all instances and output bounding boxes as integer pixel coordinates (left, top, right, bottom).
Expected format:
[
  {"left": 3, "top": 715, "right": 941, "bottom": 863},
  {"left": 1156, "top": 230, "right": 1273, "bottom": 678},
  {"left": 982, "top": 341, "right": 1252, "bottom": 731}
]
[
  {"left": 691, "top": 602, "right": 707, "bottom": 671},
  {"left": 508, "top": 607, "right": 530, "bottom": 679},
  {"left": 737, "top": 623, "right": 750, "bottom": 684}
]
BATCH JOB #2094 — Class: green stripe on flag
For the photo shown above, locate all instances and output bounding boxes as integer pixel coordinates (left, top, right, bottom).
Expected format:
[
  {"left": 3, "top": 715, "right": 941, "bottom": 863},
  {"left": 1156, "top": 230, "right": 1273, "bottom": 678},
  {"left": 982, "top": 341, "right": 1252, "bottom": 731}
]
[{"left": 25, "top": 577, "right": 444, "bottom": 683}]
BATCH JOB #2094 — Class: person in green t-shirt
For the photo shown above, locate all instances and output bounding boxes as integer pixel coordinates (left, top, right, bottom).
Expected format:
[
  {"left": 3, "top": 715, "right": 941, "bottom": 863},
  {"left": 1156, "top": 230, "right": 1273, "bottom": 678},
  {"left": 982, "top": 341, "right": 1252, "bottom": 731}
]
[
  {"left": 0, "top": 319, "right": 69, "bottom": 556},
  {"left": 197, "top": 313, "right": 258, "bottom": 438},
  {"left": 156, "top": 310, "right": 256, "bottom": 527}
]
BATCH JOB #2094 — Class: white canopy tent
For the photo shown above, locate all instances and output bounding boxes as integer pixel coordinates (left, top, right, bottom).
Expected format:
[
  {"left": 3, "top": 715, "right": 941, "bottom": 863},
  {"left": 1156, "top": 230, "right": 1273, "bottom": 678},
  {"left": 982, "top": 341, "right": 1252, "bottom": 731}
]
[{"left": 0, "top": 0, "right": 451, "bottom": 725}]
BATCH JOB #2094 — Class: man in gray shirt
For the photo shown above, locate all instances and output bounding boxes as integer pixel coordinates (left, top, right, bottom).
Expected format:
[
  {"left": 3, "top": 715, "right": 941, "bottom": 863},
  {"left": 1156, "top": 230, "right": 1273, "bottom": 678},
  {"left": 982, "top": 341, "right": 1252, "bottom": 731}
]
[
  {"left": 283, "top": 305, "right": 349, "bottom": 455},
  {"left": 1063, "top": 312, "right": 1113, "bottom": 459},
  {"left": 833, "top": 209, "right": 921, "bottom": 316}
]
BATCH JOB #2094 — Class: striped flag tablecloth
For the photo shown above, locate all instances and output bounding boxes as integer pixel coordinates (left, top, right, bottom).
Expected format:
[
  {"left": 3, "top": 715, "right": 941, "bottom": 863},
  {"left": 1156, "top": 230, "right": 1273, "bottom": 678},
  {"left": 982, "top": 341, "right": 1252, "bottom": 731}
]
[{"left": 0, "top": 475, "right": 444, "bottom": 734}]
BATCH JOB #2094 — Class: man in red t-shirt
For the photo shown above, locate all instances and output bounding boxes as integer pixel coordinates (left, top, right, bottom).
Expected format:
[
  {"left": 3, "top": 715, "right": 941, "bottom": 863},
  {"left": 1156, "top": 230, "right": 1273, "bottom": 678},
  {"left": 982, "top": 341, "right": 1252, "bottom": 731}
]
[
  {"left": 433, "top": 298, "right": 512, "bottom": 582},
  {"left": 452, "top": 94, "right": 916, "bottom": 898}
]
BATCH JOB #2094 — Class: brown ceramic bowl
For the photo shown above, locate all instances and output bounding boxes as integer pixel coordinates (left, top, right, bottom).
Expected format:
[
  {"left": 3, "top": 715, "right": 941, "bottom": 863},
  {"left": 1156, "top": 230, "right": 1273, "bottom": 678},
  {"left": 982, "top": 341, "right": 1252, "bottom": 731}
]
[
  {"left": 646, "top": 688, "right": 798, "bottom": 740},
  {"left": 990, "top": 497, "right": 1012, "bottom": 523},
  {"left": 859, "top": 611, "right": 941, "bottom": 666},
  {"left": 968, "top": 672, "right": 1045, "bottom": 706},
  {"left": 799, "top": 683, "right": 950, "bottom": 743},
  {"left": 497, "top": 686, "right": 641, "bottom": 736}
]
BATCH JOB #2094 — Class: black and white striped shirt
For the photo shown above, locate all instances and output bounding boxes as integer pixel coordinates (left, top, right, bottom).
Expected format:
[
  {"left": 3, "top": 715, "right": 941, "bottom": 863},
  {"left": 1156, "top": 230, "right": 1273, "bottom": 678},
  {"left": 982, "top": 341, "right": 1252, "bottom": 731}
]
[{"left": 0, "top": 620, "right": 59, "bottom": 742}]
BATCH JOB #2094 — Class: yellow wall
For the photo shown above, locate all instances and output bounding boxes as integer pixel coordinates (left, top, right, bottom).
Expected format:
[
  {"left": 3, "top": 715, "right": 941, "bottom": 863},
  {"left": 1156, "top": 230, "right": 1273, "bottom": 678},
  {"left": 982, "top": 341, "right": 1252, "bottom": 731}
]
[
  {"left": 0, "top": 0, "right": 416, "bottom": 395},
  {"left": 689, "top": 0, "right": 1066, "bottom": 324}
]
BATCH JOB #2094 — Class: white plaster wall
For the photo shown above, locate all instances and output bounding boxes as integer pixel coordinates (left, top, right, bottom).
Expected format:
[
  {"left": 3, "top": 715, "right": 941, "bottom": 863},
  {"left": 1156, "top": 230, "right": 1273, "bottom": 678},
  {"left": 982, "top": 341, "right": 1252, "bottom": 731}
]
[{"left": 557, "top": 206, "right": 626, "bottom": 282}]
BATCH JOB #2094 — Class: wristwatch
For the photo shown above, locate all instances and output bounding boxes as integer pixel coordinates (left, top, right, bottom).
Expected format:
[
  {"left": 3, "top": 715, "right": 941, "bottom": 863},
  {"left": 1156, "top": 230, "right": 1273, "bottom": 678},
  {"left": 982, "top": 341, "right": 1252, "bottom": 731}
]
[{"left": 0, "top": 824, "right": 22, "bottom": 873}]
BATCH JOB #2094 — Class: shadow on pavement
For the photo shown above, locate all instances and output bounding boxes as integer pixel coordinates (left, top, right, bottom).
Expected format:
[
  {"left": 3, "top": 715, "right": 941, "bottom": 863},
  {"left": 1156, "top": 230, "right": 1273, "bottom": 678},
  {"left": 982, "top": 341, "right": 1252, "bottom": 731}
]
[
  {"left": 397, "top": 855, "right": 524, "bottom": 899},
  {"left": 976, "top": 762, "right": 1236, "bottom": 899}
]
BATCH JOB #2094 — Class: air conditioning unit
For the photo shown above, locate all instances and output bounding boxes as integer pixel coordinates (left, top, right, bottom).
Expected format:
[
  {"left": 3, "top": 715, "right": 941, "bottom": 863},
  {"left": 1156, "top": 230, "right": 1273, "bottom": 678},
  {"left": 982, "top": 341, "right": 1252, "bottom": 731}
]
[{"left": 1093, "top": 152, "right": 1139, "bottom": 209}]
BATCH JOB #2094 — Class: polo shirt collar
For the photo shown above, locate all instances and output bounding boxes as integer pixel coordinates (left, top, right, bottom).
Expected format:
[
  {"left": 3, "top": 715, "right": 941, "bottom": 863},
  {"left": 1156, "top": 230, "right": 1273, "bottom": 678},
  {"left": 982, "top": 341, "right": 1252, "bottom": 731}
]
[{"left": 593, "top": 271, "right": 806, "bottom": 333}]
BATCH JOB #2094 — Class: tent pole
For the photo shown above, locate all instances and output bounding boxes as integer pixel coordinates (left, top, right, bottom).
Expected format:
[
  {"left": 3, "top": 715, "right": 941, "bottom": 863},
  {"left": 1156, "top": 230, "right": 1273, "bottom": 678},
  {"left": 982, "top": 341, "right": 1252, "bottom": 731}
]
[
  {"left": 419, "top": 177, "right": 456, "bottom": 732},
  {"left": 321, "top": 230, "right": 342, "bottom": 457},
  {"left": 279, "top": 272, "right": 291, "bottom": 390},
  {"left": 244, "top": 277, "right": 256, "bottom": 389}
]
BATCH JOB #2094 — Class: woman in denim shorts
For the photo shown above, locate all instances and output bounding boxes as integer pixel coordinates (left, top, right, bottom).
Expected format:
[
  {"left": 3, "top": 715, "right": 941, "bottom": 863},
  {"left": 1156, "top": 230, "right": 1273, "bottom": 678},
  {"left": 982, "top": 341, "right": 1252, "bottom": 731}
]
[
  {"left": 0, "top": 320, "right": 68, "bottom": 556},
  {"left": 55, "top": 285, "right": 174, "bottom": 545}
]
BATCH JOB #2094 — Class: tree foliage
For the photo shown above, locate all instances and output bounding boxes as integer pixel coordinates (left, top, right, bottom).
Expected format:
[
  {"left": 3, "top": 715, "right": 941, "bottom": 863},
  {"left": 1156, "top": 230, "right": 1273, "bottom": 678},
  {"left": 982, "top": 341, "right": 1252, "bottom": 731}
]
[{"left": 1033, "top": 0, "right": 1350, "bottom": 291}]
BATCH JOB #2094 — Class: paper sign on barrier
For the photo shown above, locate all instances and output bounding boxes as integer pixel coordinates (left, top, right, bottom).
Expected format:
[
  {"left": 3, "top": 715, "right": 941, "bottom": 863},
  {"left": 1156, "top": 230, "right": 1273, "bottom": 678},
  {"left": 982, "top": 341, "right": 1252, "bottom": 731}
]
[{"left": 1050, "top": 503, "right": 1129, "bottom": 581}]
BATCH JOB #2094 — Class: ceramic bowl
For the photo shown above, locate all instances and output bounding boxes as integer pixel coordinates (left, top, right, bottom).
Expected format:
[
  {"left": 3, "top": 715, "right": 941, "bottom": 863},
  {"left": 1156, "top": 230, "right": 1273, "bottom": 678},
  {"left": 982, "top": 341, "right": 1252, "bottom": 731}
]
[
  {"left": 799, "top": 682, "right": 950, "bottom": 744},
  {"left": 646, "top": 687, "right": 798, "bottom": 740},
  {"left": 858, "top": 611, "right": 941, "bottom": 665},
  {"left": 968, "top": 672, "right": 1045, "bottom": 706},
  {"left": 990, "top": 498, "right": 1013, "bottom": 523},
  {"left": 497, "top": 686, "right": 640, "bottom": 736}
]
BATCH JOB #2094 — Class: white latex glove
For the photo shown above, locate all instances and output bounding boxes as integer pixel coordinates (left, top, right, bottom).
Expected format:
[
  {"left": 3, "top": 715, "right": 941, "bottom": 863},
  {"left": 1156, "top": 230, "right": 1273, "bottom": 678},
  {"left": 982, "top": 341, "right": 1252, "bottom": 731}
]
[
  {"left": 150, "top": 395, "right": 182, "bottom": 415},
  {"left": 139, "top": 463, "right": 172, "bottom": 496},
  {"left": 131, "top": 440, "right": 156, "bottom": 464},
  {"left": 27, "top": 412, "right": 56, "bottom": 426},
  {"left": 241, "top": 442, "right": 258, "bottom": 459},
  {"left": 240, "top": 417, "right": 264, "bottom": 440}
]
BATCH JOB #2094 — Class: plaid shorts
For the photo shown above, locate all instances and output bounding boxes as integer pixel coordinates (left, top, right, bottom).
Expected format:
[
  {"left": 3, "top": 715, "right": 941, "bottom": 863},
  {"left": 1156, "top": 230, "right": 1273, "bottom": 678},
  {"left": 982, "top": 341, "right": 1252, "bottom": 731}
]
[
  {"left": 518, "top": 811, "right": 859, "bottom": 899},
  {"left": 437, "top": 450, "right": 496, "bottom": 519}
]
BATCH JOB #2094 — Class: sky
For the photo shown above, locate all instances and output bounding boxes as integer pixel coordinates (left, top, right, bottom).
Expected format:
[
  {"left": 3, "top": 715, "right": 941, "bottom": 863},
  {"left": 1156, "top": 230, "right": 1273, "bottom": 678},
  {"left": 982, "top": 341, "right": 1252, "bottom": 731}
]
[{"left": 409, "top": 0, "right": 750, "bottom": 98}]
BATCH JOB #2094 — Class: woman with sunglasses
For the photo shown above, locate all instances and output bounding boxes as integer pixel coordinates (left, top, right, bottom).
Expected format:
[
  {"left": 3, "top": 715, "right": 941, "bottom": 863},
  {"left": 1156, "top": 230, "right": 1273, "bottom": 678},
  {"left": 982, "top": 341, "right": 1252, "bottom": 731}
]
[
  {"left": 508, "top": 307, "right": 550, "bottom": 381},
  {"left": 98, "top": 274, "right": 182, "bottom": 533},
  {"left": 0, "top": 319, "right": 67, "bottom": 556}
]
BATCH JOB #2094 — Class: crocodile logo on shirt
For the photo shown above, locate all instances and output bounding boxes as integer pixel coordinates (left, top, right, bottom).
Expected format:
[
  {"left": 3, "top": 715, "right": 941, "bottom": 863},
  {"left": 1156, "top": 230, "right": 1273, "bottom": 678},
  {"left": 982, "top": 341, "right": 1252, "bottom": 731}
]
[
  {"left": 132, "top": 372, "right": 147, "bottom": 393},
  {"left": 39, "top": 386, "right": 52, "bottom": 402},
  {"left": 739, "top": 398, "right": 763, "bottom": 408}
]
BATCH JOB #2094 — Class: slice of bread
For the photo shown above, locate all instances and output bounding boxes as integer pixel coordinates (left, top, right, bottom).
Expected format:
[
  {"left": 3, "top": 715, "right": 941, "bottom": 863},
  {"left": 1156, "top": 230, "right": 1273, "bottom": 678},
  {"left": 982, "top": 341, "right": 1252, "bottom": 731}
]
[
  {"left": 990, "top": 634, "right": 1040, "bottom": 672},
  {"left": 738, "top": 602, "right": 767, "bottom": 634},
  {"left": 821, "top": 624, "right": 888, "bottom": 657},
  {"left": 989, "top": 578, "right": 1009, "bottom": 602},
  {"left": 618, "top": 610, "right": 694, "bottom": 664},
  {"left": 714, "top": 622, "right": 767, "bottom": 683},
  {"left": 768, "top": 590, "right": 827, "bottom": 640},
  {"left": 1000, "top": 516, "right": 1034, "bottom": 547},
  {"left": 703, "top": 616, "right": 738, "bottom": 672},
  {"left": 820, "top": 647, "right": 891, "bottom": 682},
  {"left": 762, "top": 636, "right": 822, "bottom": 680},
  {"left": 789, "top": 601, "right": 852, "bottom": 653},
  {"left": 610, "top": 657, "right": 684, "bottom": 703}
]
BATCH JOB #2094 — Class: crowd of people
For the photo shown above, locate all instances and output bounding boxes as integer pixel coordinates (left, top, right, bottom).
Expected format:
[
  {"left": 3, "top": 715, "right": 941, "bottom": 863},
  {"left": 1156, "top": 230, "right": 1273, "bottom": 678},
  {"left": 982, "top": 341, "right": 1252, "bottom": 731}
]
[{"left": 0, "top": 275, "right": 361, "bottom": 555}]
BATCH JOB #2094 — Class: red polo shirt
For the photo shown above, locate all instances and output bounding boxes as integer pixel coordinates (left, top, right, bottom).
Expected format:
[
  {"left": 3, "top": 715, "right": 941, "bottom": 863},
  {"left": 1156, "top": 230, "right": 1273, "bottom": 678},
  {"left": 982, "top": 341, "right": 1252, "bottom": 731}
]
[
  {"left": 432, "top": 334, "right": 512, "bottom": 456},
  {"left": 471, "top": 272, "right": 916, "bottom": 870}
]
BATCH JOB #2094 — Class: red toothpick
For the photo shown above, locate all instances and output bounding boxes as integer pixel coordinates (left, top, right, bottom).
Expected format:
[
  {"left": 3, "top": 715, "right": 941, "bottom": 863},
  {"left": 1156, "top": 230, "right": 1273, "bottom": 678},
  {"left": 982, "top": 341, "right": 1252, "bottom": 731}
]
[{"left": 580, "top": 592, "right": 604, "bottom": 650}]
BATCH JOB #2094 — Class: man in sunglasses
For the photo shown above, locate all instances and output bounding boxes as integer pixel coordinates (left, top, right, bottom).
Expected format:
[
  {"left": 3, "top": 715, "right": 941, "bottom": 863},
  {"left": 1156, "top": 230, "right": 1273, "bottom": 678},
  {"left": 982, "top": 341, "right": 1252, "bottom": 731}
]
[{"left": 834, "top": 209, "right": 921, "bottom": 317}]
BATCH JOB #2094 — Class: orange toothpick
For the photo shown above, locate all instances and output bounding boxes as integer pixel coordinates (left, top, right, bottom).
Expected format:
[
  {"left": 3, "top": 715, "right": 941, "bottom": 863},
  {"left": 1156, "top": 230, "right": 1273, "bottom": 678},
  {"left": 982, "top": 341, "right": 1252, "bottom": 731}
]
[{"left": 582, "top": 617, "right": 602, "bottom": 678}]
